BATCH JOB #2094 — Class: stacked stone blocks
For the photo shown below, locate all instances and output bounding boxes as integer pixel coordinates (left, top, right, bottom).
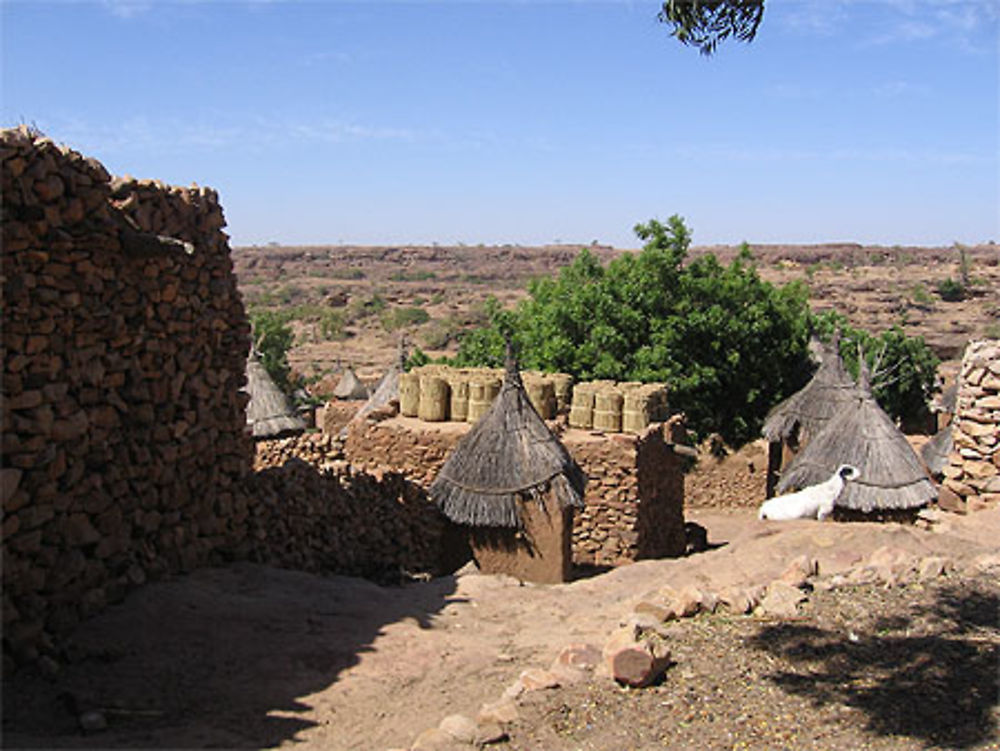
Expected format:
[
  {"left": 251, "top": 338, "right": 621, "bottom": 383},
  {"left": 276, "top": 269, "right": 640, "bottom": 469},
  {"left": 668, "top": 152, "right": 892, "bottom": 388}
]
[{"left": 943, "top": 339, "right": 1000, "bottom": 510}]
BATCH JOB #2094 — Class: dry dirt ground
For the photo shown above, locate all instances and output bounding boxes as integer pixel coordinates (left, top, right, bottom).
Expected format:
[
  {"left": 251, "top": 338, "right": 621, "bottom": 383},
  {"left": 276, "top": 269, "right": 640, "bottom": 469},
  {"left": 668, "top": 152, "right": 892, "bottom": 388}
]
[{"left": 4, "top": 507, "right": 998, "bottom": 751}]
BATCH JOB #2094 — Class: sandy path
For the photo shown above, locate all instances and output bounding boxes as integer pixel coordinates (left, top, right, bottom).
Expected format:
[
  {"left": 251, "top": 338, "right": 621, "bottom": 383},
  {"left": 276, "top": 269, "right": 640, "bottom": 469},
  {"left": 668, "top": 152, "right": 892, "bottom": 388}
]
[{"left": 4, "top": 507, "right": 998, "bottom": 750}]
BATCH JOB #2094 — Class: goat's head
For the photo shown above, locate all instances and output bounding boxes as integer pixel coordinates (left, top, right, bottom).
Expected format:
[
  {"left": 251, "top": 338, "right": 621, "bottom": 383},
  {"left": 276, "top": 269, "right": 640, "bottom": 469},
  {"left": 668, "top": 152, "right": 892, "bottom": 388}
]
[{"left": 836, "top": 464, "right": 860, "bottom": 482}]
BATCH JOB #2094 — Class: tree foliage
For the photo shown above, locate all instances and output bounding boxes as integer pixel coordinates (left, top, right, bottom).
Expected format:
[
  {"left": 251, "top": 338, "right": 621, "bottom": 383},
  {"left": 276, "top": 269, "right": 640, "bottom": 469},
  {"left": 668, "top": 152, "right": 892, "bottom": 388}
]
[
  {"left": 455, "top": 216, "right": 813, "bottom": 445},
  {"left": 811, "top": 312, "right": 939, "bottom": 424},
  {"left": 658, "top": 0, "right": 765, "bottom": 55},
  {"left": 249, "top": 309, "right": 294, "bottom": 392},
  {"left": 454, "top": 217, "right": 940, "bottom": 445}
]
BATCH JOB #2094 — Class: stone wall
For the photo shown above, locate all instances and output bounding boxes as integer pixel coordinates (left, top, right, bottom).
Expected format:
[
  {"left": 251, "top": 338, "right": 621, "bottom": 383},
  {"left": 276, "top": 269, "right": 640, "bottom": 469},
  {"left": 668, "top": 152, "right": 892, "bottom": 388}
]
[
  {"left": 2, "top": 127, "right": 253, "bottom": 664},
  {"left": 942, "top": 339, "right": 1000, "bottom": 511},
  {"left": 340, "top": 415, "right": 688, "bottom": 566},
  {"left": 2, "top": 130, "right": 455, "bottom": 668}
]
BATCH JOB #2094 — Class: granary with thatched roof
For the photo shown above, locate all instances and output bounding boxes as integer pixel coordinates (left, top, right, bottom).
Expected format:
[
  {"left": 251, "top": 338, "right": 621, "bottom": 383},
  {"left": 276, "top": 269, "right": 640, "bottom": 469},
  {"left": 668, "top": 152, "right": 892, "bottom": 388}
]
[
  {"left": 762, "top": 331, "right": 861, "bottom": 497},
  {"left": 333, "top": 365, "right": 370, "bottom": 401},
  {"left": 775, "top": 362, "right": 936, "bottom": 517},
  {"left": 245, "top": 350, "right": 306, "bottom": 440},
  {"left": 340, "top": 340, "right": 408, "bottom": 438},
  {"left": 429, "top": 348, "right": 587, "bottom": 583}
]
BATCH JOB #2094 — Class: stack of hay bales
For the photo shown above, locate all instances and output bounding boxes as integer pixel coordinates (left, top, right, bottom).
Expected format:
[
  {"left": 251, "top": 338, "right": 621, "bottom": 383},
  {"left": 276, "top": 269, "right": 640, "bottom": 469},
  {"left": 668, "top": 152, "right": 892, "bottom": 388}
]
[
  {"left": 569, "top": 380, "right": 669, "bottom": 433},
  {"left": 399, "top": 365, "right": 573, "bottom": 425}
]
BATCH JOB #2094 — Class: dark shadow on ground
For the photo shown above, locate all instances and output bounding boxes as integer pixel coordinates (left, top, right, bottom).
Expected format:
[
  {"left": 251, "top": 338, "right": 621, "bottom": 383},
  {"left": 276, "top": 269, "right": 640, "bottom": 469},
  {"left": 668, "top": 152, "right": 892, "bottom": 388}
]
[
  {"left": 2, "top": 460, "right": 462, "bottom": 749},
  {"left": 570, "top": 563, "right": 614, "bottom": 581},
  {"left": 747, "top": 580, "right": 999, "bottom": 749},
  {"left": 2, "top": 564, "right": 458, "bottom": 749}
]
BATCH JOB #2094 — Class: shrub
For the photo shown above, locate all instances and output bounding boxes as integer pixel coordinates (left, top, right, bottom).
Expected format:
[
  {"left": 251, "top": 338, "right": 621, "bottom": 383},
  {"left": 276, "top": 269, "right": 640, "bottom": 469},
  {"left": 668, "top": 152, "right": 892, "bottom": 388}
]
[
  {"left": 380, "top": 306, "right": 431, "bottom": 332},
  {"left": 937, "top": 277, "right": 966, "bottom": 302}
]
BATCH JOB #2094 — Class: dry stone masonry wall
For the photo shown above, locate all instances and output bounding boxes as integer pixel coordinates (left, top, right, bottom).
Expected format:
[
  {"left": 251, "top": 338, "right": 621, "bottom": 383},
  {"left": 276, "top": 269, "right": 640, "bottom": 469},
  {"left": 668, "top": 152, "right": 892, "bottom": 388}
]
[
  {"left": 1, "top": 127, "right": 253, "bottom": 664},
  {"left": 2, "top": 129, "right": 453, "bottom": 668},
  {"left": 943, "top": 339, "right": 1000, "bottom": 510}
]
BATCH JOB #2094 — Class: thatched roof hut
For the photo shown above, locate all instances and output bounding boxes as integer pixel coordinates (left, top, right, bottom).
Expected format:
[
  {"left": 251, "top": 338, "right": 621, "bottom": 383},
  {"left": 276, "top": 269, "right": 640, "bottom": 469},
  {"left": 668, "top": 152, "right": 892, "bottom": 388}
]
[
  {"left": 333, "top": 366, "right": 369, "bottom": 400},
  {"left": 429, "top": 354, "right": 586, "bottom": 529},
  {"left": 245, "top": 351, "right": 306, "bottom": 439},
  {"left": 762, "top": 333, "right": 860, "bottom": 445},
  {"left": 776, "top": 366, "right": 936, "bottom": 513},
  {"left": 340, "top": 344, "right": 407, "bottom": 437}
]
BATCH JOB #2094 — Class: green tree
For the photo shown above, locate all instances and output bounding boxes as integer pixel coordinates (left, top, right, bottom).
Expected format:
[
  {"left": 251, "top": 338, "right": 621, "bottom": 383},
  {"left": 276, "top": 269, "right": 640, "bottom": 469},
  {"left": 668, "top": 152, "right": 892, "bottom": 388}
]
[
  {"left": 658, "top": 0, "right": 765, "bottom": 55},
  {"left": 454, "top": 216, "right": 813, "bottom": 445},
  {"left": 249, "top": 310, "right": 294, "bottom": 392}
]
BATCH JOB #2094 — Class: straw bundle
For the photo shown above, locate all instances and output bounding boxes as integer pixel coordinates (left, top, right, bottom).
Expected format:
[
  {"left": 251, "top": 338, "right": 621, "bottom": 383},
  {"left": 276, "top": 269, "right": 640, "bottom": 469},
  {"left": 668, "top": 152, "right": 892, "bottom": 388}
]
[
  {"left": 467, "top": 377, "right": 501, "bottom": 423},
  {"left": 525, "top": 377, "right": 557, "bottom": 420},
  {"left": 593, "top": 389, "right": 624, "bottom": 432},
  {"left": 550, "top": 373, "right": 575, "bottom": 412},
  {"left": 449, "top": 373, "right": 470, "bottom": 422},
  {"left": 418, "top": 375, "right": 450, "bottom": 422},
  {"left": 399, "top": 372, "right": 420, "bottom": 416},
  {"left": 569, "top": 383, "right": 596, "bottom": 429}
]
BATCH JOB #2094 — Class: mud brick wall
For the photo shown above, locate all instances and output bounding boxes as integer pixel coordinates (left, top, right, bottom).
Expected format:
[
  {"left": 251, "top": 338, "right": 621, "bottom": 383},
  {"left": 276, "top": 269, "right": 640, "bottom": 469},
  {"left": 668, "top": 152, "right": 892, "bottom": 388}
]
[
  {"left": 1, "top": 127, "right": 253, "bottom": 664},
  {"left": 342, "top": 416, "right": 688, "bottom": 566},
  {"left": 942, "top": 339, "right": 1000, "bottom": 510}
]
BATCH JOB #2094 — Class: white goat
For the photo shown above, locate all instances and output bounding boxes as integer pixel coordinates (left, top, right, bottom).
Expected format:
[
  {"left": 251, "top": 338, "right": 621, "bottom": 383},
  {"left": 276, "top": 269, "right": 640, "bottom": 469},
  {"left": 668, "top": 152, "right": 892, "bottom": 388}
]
[{"left": 758, "top": 464, "right": 860, "bottom": 521}]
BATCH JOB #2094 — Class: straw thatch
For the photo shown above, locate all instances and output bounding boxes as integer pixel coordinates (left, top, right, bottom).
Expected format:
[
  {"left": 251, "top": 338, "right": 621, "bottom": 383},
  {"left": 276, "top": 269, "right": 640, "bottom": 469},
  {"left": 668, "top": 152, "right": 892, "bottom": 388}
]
[
  {"left": 921, "top": 382, "right": 957, "bottom": 476},
  {"left": 920, "top": 424, "right": 954, "bottom": 477},
  {"left": 429, "top": 354, "right": 587, "bottom": 528},
  {"left": 929, "top": 383, "right": 958, "bottom": 417},
  {"left": 333, "top": 366, "right": 369, "bottom": 400},
  {"left": 776, "top": 383, "right": 936, "bottom": 512},
  {"left": 245, "top": 351, "right": 306, "bottom": 439},
  {"left": 340, "top": 344, "right": 407, "bottom": 437},
  {"left": 762, "top": 334, "right": 861, "bottom": 444}
]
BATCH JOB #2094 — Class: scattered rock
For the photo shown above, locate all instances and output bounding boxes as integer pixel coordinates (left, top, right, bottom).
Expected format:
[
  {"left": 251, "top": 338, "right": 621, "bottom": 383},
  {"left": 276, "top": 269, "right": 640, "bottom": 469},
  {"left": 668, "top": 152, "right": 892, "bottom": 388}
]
[
  {"left": 548, "top": 643, "right": 601, "bottom": 684},
  {"left": 410, "top": 726, "right": 459, "bottom": 751},
  {"left": 438, "top": 714, "right": 477, "bottom": 743},
  {"left": 603, "top": 625, "right": 672, "bottom": 688},
  {"left": 759, "top": 581, "right": 807, "bottom": 618},
  {"left": 477, "top": 698, "right": 519, "bottom": 726},
  {"left": 917, "top": 556, "right": 951, "bottom": 580},
  {"left": 779, "top": 554, "right": 819, "bottom": 588}
]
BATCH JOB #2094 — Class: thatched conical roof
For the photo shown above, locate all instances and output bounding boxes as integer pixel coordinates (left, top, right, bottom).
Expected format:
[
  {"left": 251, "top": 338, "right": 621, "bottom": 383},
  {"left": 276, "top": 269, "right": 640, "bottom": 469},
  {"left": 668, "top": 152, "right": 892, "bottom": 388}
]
[
  {"left": 333, "top": 366, "right": 369, "bottom": 400},
  {"left": 920, "top": 424, "right": 953, "bottom": 477},
  {"left": 340, "top": 343, "right": 407, "bottom": 437},
  {"left": 429, "top": 353, "right": 586, "bottom": 528},
  {"left": 763, "top": 333, "right": 861, "bottom": 443},
  {"left": 245, "top": 351, "right": 306, "bottom": 439},
  {"left": 776, "top": 372, "right": 936, "bottom": 512}
]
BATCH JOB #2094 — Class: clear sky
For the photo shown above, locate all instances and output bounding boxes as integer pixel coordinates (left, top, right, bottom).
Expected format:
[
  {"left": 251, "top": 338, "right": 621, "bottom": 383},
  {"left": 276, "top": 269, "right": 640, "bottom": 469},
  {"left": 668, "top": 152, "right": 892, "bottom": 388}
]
[{"left": 2, "top": 0, "right": 997, "bottom": 249}]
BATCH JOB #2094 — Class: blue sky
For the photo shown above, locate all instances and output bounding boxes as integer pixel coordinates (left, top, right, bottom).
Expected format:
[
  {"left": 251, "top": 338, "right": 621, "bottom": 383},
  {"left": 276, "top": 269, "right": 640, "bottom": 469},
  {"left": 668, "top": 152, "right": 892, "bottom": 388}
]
[{"left": 2, "top": 0, "right": 997, "bottom": 248}]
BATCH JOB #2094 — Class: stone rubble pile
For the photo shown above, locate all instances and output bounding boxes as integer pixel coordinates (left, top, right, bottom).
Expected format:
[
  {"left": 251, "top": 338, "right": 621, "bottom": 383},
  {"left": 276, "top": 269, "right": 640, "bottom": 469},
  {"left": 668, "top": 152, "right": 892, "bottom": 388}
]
[{"left": 942, "top": 339, "right": 1000, "bottom": 511}]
